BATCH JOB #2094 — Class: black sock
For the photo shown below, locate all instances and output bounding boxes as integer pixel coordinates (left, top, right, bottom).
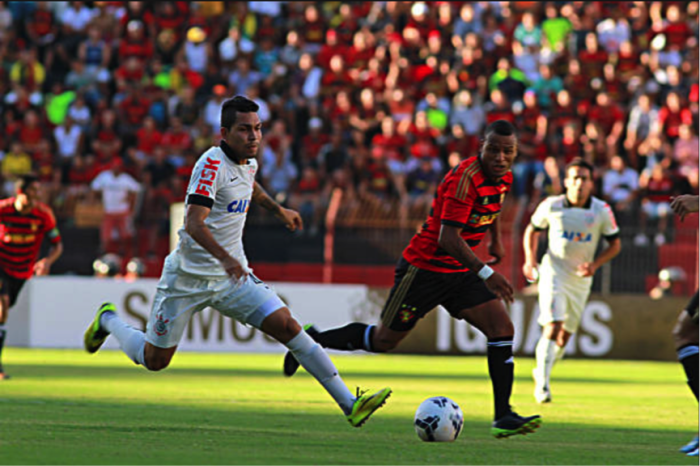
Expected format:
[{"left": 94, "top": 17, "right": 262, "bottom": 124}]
[
  {"left": 487, "top": 336, "right": 514, "bottom": 420},
  {"left": 0, "top": 325, "right": 6, "bottom": 372},
  {"left": 312, "top": 323, "right": 377, "bottom": 352},
  {"left": 678, "top": 344, "right": 699, "bottom": 401}
]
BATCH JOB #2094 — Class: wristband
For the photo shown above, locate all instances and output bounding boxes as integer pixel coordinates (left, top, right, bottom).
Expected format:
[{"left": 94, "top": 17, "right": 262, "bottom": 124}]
[{"left": 477, "top": 265, "right": 494, "bottom": 281}]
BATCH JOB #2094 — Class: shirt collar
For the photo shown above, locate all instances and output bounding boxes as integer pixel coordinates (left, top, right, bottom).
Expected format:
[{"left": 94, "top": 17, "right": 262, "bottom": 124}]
[
  {"left": 563, "top": 195, "right": 592, "bottom": 209},
  {"left": 219, "top": 140, "right": 249, "bottom": 165}
]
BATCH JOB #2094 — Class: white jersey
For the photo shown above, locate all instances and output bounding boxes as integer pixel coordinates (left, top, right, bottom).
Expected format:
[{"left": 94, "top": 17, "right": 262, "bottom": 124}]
[
  {"left": 175, "top": 145, "right": 258, "bottom": 277},
  {"left": 530, "top": 195, "right": 619, "bottom": 289}
]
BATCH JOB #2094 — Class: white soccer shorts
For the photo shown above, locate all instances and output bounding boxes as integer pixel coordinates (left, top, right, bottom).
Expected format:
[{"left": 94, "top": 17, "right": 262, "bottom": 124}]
[
  {"left": 145, "top": 253, "right": 286, "bottom": 348},
  {"left": 537, "top": 280, "right": 590, "bottom": 334}
]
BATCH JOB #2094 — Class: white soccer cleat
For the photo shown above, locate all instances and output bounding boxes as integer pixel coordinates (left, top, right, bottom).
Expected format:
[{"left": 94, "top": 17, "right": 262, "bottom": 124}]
[
  {"left": 680, "top": 436, "right": 699, "bottom": 454},
  {"left": 532, "top": 368, "right": 552, "bottom": 403},
  {"left": 688, "top": 448, "right": 698, "bottom": 457}
]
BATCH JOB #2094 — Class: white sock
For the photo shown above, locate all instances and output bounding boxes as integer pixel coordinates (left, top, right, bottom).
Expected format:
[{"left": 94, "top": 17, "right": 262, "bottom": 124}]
[
  {"left": 555, "top": 344, "right": 566, "bottom": 363},
  {"left": 101, "top": 312, "right": 146, "bottom": 366},
  {"left": 286, "top": 331, "right": 355, "bottom": 415},
  {"left": 535, "top": 336, "right": 557, "bottom": 389}
]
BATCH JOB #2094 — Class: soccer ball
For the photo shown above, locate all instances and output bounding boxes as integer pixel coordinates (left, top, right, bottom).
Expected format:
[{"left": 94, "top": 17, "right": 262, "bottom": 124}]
[{"left": 414, "top": 396, "right": 464, "bottom": 442}]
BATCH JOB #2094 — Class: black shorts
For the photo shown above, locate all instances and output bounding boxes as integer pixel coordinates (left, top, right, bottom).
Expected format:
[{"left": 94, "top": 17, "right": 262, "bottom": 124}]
[
  {"left": 0, "top": 269, "right": 26, "bottom": 308},
  {"left": 685, "top": 290, "right": 699, "bottom": 324},
  {"left": 380, "top": 257, "right": 498, "bottom": 332}
]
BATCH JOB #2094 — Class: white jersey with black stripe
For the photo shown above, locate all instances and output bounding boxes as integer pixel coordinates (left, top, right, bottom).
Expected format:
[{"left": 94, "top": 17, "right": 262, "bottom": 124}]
[{"left": 175, "top": 145, "right": 258, "bottom": 278}]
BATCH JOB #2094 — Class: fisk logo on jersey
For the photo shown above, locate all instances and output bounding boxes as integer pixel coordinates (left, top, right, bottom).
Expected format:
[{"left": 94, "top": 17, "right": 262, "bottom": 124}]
[
  {"left": 562, "top": 230, "right": 592, "bottom": 242},
  {"left": 227, "top": 199, "right": 251, "bottom": 214},
  {"left": 194, "top": 157, "right": 221, "bottom": 196}
]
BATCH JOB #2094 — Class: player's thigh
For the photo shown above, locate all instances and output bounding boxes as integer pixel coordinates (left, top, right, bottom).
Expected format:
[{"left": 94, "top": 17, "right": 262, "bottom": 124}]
[
  {"left": 145, "top": 259, "right": 211, "bottom": 349},
  {"left": 211, "top": 273, "right": 286, "bottom": 330},
  {"left": 454, "top": 299, "right": 514, "bottom": 339},
  {"left": 372, "top": 323, "right": 411, "bottom": 351},
  {"left": 537, "top": 280, "right": 567, "bottom": 327},
  {"left": 379, "top": 258, "right": 447, "bottom": 333},
  {"left": 561, "top": 287, "right": 589, "bottom": 334}
]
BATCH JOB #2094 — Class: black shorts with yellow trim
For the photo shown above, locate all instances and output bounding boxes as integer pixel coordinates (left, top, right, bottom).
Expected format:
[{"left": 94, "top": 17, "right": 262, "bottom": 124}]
[
  {"left": 380, "top": 257, "right": 498, "bottom": 332},
  {"left": 685, "top": 290, "right": 699, "bottom": 325},
  {"left": 0, "top": 268, "right": 27, "bottom": 308}
]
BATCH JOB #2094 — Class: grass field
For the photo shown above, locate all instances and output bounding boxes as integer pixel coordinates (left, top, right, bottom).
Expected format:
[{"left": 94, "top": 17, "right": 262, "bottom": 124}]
[{"left": 0, "top": 349, "right": 697, "bottom": 465}]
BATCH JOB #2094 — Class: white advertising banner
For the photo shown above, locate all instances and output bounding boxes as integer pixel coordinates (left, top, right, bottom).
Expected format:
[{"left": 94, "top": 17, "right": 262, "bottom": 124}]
[{"left": 6, "top": 277, "right": 374, "bottom": 353}]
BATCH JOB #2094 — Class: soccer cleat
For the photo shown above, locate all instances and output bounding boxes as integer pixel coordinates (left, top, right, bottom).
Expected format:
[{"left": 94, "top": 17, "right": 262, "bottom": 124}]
[
  {"left": 491, "top": 411, "right": 542, "bottom": 438},
  {"left": 346, "top": 387, "right": 392, "bottom": 428},
  {"left": 680, "top": 436, "right": 699, "bottom": 453},
  {"left": 532, "top": 368, "right": 552, "bottom": 403},
  {"left": 83, "top": 302, "right": 116, "bottom": 353},
  {"left": 283, "top": 324, "right": 319, "bottom": 377},
  {"left": 688, "top": 448, "right": 698, "bottom": 457}
]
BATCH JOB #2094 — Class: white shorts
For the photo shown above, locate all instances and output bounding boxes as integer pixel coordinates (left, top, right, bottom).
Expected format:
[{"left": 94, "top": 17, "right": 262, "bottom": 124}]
[
  {"left": 145, "top": 253, "right": 286, "bottom": 348},
  {"left": 537, "top": 281, "right": 590, "bottom": 334}
]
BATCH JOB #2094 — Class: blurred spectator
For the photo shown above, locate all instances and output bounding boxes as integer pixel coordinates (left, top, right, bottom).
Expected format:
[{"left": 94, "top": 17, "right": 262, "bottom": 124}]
[
  {"left": 135, "top": 116, "right": 163, "bottom": 160},
  {"left": 90, "top": 158, "right": 140, "bottom": 255},
  {"left": 227, "top": 58, "right": 262, "bottom": 97},
  {"left": 450, "top": 90, "right": 485, "bottom": 137},
  {"left": 624, "top": 94, "right": 660, "bottom": 169},
  {"left": 261, "top": 121, "right": 296, "bottom": 201},
  {"left": 530, "top": 64, "right": 564, "bottom": 111},
  {"left": 67, "top": 95, "right": 92, "bottom": 130},
  {"left": 514, "top": 12, "right": 542, "bottom": 48},
  {"left": 658, "top": 91, "right": 693, "bottom": 143},
  {"left": 318, "top": 129, "right": 350, "bottom": 181},
  {"left": 602, "top": 155, "right": 639, "bottom": 217},
  {"left": 10, "top": 48, "right": 45, "bottom": 93},
  {"left": 91, "top": 109, "right": 122, "bottom": 166},
  {"left": 53, "top": 115, "right": 84, "bottom": 172},
  {"left": 180, "top": 27, "right": 212, "bottom": 74},
  {"left": 673, "top": 124, "right": 699, "bottom": 184},
  {"left": 587, "top": 91, "right": 625, "bottom": 162},
  {"left": 400, "top": 156, "right": 440, "bottom": 228},
  {"left": 453, "top": 3, "right": 484, "bottom": 39},
  {"left": 636, "top": 164, "right": 675, "bottom": 246},
  {"left": 161, "top": 116, "right": 192, "bottom": 166},
  {"left": 531, "top": 155, "right": 564, "bottom": 203},
  {"left": 542, "top": 4, "right": 572, "bottom": 53},
  {"left": 1, "top": 142, "right": 32, "bottom": 196},
  {"left": 489, "top": 58, "right": 528, "bottom": 104}
]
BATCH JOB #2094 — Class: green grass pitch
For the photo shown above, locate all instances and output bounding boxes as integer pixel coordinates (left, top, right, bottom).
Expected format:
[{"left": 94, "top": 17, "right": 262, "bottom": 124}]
[{"left": 0, "top": 349, "right": 697, "bottom": 465}]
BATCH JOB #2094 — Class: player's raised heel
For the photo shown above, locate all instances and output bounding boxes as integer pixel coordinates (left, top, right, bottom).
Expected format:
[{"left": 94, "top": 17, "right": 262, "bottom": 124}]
[
  {"left": 84, "top": 302, "right": 116, "bottom": 353},
  {"left": 283, "top": 324, "right": 320, "bottom": 377},
  {"left": 347, "top": 387, "right": 392, "bottom": 428},
  {"left": 532, "top": 369, "right": 552, "bottom": 403},
  {"left": 491, "top": 412, "right": 542, "bottom": 438}
]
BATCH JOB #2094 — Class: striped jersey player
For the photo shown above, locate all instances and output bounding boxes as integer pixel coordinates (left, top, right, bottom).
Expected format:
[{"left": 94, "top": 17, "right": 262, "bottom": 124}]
[
  {"left": 0, "top": 174, "right": 63, "bottom": 379},
  {"left": 283, "top": 120, "right": 543, "bottom": 438}
]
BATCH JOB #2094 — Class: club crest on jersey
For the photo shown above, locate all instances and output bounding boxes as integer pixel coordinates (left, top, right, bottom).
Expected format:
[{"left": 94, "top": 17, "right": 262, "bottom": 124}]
[
  {"left": 468, "top": 212, "right": 499, "bottom": 227},
  {"left": 400, "top": 304, "right": 417, "bottom": 323},
  {"left": 154, "top": 312, "right": 170, "bottom": 336},
  {"left": 227, "top": 199, "right": 251, "bottom": 214},
  {"left": 562, "top": 230, "right": 592, "bottom": 242},
  {"left": 584, "top": 213, "right": 596, "bottom": 226}
]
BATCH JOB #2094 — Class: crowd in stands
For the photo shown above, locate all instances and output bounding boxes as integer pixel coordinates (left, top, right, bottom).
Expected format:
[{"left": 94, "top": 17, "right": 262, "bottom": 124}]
[{"left": 0, "top": 1, "right": 698, "bottom": 256}]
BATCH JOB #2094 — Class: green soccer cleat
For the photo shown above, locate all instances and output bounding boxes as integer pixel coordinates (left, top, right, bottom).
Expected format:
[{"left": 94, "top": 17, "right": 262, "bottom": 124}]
[
  {"left": 84, "top": 302, "right": 116, "bottom": 354},
  {"left": 346, "top": 387, "right": 392, "bottom": 428},
  {"left": 491, "top": 411, "right": 542, "bottom": 438}
]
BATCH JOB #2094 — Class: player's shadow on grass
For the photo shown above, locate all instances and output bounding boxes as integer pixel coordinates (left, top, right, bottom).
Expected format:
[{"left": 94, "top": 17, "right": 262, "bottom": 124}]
[{"left": 6, "top": 362, "right": 686, "bottom": 387}]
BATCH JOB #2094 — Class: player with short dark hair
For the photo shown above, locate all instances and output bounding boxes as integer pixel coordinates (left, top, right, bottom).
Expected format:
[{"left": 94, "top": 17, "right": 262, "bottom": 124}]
[
  {"left": 83, "top": 95, "right": 391, "bottom": 428},
  {"left": 283, "top": 120, "right": 542, "bottom": 438},
  {"left": 524, "top": 157, "right": 621, "bottom": 404},
  {"left": 0, "top": 174, "right": 63, "bottom": 379},
  {"left": 669, "top": 194, "right": 699, "bottom": 457}
]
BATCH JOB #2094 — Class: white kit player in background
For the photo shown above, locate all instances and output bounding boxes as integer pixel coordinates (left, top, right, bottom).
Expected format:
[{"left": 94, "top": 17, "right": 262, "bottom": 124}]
[
  {"left": 83, "top": 96, "right": 391, "bottom": 428},
  {"left": 522, "top": 158, "right": 621, "bottom": 403}
]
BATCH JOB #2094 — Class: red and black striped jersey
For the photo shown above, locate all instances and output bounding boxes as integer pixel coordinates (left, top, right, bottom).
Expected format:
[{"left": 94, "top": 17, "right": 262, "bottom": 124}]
[
  {"left": 403, "top": 156, "right": 512, "bottom": 273},
  {"left": 0, "top": 198, "right": 61, "bottom": 279}
]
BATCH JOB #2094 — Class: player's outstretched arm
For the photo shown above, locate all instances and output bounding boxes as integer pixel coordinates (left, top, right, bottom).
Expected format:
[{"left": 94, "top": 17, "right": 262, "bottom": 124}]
[
  {"left": 439, "top": 224, "right": 514, "bottom": 303},
  {"left": 252, "top": 181, "right": 303, "bottom": 231},
  {"left": 670, "top": 194, "right": 699, "bottom": 222}
]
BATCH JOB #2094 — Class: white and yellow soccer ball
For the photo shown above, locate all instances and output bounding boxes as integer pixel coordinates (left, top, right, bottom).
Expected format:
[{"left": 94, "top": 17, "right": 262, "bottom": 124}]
[{"left": 414, "top": 396, "right": 464, "bottom": 442}]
